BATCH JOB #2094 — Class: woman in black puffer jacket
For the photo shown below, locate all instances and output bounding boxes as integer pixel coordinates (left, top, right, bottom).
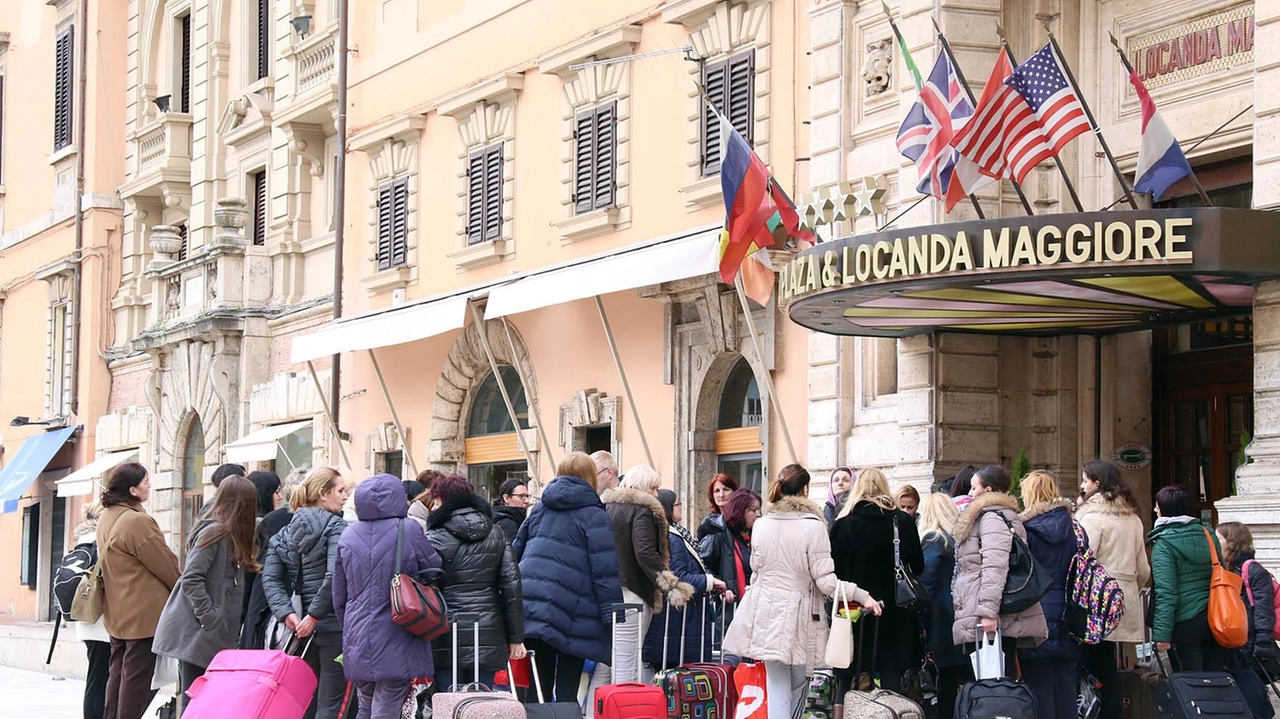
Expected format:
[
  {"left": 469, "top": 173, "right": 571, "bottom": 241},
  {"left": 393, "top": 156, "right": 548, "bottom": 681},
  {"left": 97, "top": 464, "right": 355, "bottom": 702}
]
[
  {"left": 261, "top": 467, "right": 350, "bottom": 719},
  {"left": 1016, "top": 471, "right": 1078, "bottom": 719},
  {"left": 426, "top": 475, "right": 525, "bottom": 691}
]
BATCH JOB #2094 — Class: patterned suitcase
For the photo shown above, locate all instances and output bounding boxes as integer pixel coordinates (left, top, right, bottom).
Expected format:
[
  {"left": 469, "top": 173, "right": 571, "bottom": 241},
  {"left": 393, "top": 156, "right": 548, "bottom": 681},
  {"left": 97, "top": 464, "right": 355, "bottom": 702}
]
[
  {"left": 802, "top": 670, "right": 836, "bottom": 719},
  {"left": 842, "top": 689, "right": 925, "bottom": 719},
  {"left": 431, "top": 615, "right": 525, "bottom": 719},
  {"left": 654, "top": 597, "right": 720, "bottom": 719}
]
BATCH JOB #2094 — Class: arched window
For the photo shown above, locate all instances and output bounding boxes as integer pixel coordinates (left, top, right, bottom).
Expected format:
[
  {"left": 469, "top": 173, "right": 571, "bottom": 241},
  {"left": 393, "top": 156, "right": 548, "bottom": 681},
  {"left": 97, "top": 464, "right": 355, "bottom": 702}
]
[
  {"left": 180, "top": 414, "right": 206, "bottom": 547},
  {"left": 465, "top": 366, "right": 531, "bottom": 499},
  {"left": 715, "top": 358, "right": 764, "bottom": 494}
]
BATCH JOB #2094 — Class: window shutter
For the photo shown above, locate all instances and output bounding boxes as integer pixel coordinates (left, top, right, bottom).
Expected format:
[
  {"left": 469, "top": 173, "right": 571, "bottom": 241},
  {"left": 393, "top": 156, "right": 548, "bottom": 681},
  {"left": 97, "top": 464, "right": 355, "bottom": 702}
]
[
  {"left": 180, "top": 15, "right": 192, "bottom": 113},
  {"left": 727, "top": 51, "right": 756, "bottom": 145},
  {"left": 700, "top": 59, "right": 727, "bottom": 176},
  {"left": 593, "top": 103, "right": 616, "bottom": 210},
  {"left": 54, "top": 28, "right": 74, "bottom": 151},
  {"left": 466, "top": 151, "right": 485, "bottom": 245},
  {"left": 176, "top": 224, "right": 188, "bottom": 262},
  {"left": 376, "top": 182, "right": 394, "bottom": 270},
  {"left": 482, "top": 145, "right": 503, "bottom": 242},
  {"left": 573, "top": 110, "right": 595, "bottom": 215},
  {"left": 257, "top": 0, "right": 270, "bottom": 80},
  {"left": 252, "top": 171, "right": 267, "bottom": 246},
  {"left": 390, "top": 178, "right": 409, "bottom": 268}
]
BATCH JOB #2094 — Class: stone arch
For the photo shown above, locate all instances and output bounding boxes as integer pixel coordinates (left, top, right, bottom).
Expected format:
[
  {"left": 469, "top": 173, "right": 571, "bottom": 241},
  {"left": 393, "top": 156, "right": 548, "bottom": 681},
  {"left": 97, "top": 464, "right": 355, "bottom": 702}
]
[
  {"left": 427, "top": 320, "right": 540, "bottom": 475},
  {"left": 137, "top": 0, "right": 168, "bottom": 121},
  {"left": 687, "top": 350, "right": 771, "bottom": 519},
  {"left": 156, "top": 341, "right": 228, "bottom": 477}
]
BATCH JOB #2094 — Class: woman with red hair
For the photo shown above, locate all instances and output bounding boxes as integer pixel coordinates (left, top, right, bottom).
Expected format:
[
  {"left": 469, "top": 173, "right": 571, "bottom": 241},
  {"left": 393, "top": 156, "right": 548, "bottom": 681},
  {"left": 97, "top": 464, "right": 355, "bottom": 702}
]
[
  {"left": 699, "top": 488, "right": 761, "bottom": 627},
  {"left": 696, "top": 473, "right": 739, "bottom": 541}
]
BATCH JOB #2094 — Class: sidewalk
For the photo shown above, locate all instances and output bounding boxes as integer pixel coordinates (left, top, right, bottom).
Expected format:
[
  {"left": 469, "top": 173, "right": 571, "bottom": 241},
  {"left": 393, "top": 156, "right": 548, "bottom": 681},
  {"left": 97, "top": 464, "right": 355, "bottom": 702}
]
[{"left": 0, "top": 665, "right": 175, "bottom": 718}]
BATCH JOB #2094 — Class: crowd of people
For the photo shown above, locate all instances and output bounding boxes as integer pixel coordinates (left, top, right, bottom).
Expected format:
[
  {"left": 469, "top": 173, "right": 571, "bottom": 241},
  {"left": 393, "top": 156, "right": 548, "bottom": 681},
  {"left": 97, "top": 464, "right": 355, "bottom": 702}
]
[{"left": 66, "top": 451, "right": 1280, "bottom": 719}]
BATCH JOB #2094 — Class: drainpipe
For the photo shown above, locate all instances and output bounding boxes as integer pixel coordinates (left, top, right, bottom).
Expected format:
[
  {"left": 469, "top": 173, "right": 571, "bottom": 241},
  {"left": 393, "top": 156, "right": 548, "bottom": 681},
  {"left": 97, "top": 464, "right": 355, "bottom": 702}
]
[
  {"left": 69, "top": 0, "right": 89, "bottom": 418},
  {"left": 330, "top": 0, "right": 349, "bottom": 446}
]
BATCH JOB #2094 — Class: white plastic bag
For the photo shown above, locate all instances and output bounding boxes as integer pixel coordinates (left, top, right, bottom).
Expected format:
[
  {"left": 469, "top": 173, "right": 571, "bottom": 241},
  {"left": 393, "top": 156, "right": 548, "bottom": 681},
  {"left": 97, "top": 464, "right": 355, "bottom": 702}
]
[
  {"left": 969, "top": 627, "right": 1004, "bottom": 680},
  {"left": 824, "top": 583, "right": 855, "bottom": 669},
  {"left": 151, "top": 653, "right": 179, "bottom": 690}
]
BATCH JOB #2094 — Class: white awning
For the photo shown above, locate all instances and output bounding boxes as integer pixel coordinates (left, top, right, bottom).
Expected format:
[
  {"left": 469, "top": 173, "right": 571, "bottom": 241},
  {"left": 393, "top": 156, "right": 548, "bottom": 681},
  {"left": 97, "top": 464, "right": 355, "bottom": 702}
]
[
  {"left": 484, "top": 226, "right": 721, "bottom": 319},
  {"left": 223, "top": 420, "right": 313, "bottom": 463},
  {"left": 55, "top": 449, "right": 139, "bottom": 498},
  {"left": 290, "top": 294, "right": 473, "bottom": 364}
]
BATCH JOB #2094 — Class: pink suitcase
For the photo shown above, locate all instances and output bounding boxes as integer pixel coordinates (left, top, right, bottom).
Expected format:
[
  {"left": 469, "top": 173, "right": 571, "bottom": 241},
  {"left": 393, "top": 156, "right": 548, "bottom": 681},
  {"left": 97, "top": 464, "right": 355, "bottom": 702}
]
[{"left": 184, "top": 648, "right": 318, "bottom": 719}]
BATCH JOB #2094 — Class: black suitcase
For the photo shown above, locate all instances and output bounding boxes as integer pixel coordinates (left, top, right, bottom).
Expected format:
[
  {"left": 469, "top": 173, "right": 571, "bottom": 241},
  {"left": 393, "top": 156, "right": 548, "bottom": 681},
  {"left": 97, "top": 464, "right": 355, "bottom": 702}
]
[
  {"left": 1154, "top": 672, "right": 1250, "bottom": 718},
  {"left": 954, "top": 677, "right": 1038, "bottom": 719}
]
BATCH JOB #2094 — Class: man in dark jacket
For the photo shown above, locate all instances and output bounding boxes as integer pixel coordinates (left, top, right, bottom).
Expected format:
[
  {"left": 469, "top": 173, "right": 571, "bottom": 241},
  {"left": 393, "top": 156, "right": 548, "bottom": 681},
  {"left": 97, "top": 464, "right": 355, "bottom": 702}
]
[
  {"left": 427, "top": 476, "right": 524, "bottom": 690},
  {"left": 492, "top": 478, "right": 530, "bottom": 545}
]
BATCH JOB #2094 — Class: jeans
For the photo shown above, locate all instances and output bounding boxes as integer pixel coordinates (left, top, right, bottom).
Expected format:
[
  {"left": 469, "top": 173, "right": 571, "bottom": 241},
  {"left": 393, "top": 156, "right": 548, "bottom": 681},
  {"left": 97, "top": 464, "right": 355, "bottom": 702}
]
[
  {"left": 612, "top": 590, "right": 652, "bottom": 684},
  {"left": 355, "top": 679, "right": 412, "bottom": 719},
  {"left": 1020, "top": 657, "right": 1077, "bottom": 719},
  {"left": 763, "top": 661, "right": 807, "bottom": 719},
  {"left": 1080, "top": 641, "right": 1121, "bottom": 719},
  {"left": 177, "top": 662, "right": 205, "bottom": 716},
  {"left": 1170, "top": 615, "right": 1232, "bottom": 672},
  {"left": 301, "top": 631, "right": 348, "bottom": 719},
  {"left": 104, "top": 636, "right": 159, "bottom": 719},
  {"left": 84, "top": 640, "right": 110, "bottom": 719},
  {"left": 525, "top": 638, "right": 586, "bottom": 705}
]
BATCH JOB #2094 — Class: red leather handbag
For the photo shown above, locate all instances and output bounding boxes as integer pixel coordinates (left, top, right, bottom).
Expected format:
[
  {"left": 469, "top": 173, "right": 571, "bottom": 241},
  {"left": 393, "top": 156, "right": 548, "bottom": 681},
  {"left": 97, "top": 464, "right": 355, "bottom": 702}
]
[{"left": 390, "top": 520, "right": 450, "bottom": 641}]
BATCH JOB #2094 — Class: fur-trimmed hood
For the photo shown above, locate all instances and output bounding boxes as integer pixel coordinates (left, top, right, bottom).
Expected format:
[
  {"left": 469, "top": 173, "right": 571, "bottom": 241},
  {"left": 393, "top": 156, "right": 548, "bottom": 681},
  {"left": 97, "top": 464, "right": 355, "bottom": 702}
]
[
  {"left": 1076, "top": 492, "right": 1139, "bottom": 520},
  {"left": 601, "top": 486, "right": 670, "bottom": 535},
  {"left": 952, "top": 491, "right": 1021, "bottom": 544},
  {"left": 767, "top": 495, "right": 824, "bottom": 518},
  {"left": 601, "top": 486, "right": 695, "bottom": 611},
  {"left": 1019, "top": 498, "right": 1074, "bottom": 523}
]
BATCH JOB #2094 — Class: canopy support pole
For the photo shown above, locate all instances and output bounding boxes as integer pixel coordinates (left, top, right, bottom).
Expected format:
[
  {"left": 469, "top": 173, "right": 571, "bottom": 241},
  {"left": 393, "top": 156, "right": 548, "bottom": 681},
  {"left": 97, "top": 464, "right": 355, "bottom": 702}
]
[
  {"left": 594, "top": 296, "right": 656, "bottom": 469},
  {"left": 306, "top": 361, "right": 354, "bottom": 471},
  {"left": 367, "top": 349, "right": 420, "bottom": 478},
  {"left": 733, "top": 276, "right": 799, "bottom": 464},
  {"left": 467, "top": 302, "right": 542, "bottom": 487},
  {"left": 499, "top": 317, "right": 560, "bottom": 471}
]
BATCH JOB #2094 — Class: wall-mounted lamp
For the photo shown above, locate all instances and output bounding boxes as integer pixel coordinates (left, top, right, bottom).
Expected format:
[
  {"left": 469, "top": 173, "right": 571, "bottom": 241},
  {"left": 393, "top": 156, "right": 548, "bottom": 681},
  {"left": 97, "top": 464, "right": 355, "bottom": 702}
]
[
  {"left": 153, "top": 95, "right": 172, "bottom": 113},
  {"left": 291, "top": 15, "right": 312, "bottom": 38},
  {"left": 10, "top": 416, "right": 53, "bottom": 427}
]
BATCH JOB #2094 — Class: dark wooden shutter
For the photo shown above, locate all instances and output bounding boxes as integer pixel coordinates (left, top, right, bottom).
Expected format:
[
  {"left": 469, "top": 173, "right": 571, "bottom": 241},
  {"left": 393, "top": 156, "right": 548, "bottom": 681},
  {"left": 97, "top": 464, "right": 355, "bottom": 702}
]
[
  {"left": 177, "top": 224, "right": 188, "bottom": 261},
  {"left": 180, "top": 15, "right": 191, "bottom": 113},
  {"left": 466, "top": 150, "right": 486, "bottom": 244},
  {"left": 573, "top": 110, "right": 595, "bottom": 214},
  {"left": 700, "top": 59, "right": 728, "bottom": 176},
  {"left": 727, "top": 51, "right": 755, "bottom": 145},
  {"left": 54, "top": 27, "right": 74, "bottom": 150},
  {"left": 252, "top": 170, "right": 267, "bottom": 245},
  {"left": 257, "top": 0, "right": 270, "bottom": 80},
  {"left": 482, "top": 145, "right": 503, "bottom": 242},
  {"left": 593, "top": 103, "right": 616, "bottom": 210},
  {"left": 390, "top": 178, "right": 409, "bottom": 268}
]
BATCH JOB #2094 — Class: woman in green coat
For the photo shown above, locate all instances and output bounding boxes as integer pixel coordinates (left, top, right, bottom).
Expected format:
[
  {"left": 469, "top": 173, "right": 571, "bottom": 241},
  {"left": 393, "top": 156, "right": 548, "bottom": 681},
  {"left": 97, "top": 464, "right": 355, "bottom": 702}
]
[{"left": 1148, "top": 484, "right": 1230, "bottom": 671}]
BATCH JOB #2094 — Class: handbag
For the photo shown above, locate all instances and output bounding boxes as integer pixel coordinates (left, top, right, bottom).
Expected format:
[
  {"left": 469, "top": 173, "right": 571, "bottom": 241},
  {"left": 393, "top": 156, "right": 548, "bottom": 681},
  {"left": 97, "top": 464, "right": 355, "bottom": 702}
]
[
  {"left": 69, "top": 515, "right": 126, "bottom": 624},
  {"left": 893, "top": 521, "right": 931, "bottom": 612},
  {"left": 390, "top": 520, "right": 450, "bottom": 641},
  {"left": 264, "top": 557, "right": 304, "bottom": 650},
  {"left": 823, "top": 582, "right": 855, "bottom": 669},
  {"left": 979, "top": 510, "right": 1051, "bottom": 615},
  {"left": 1203, "top": 527, "right": 1248, "bottom": 648}
]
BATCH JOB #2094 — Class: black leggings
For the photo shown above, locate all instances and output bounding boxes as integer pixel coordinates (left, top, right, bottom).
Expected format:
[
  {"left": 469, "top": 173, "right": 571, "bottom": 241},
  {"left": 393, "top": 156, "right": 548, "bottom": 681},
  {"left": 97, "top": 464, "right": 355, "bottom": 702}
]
[{"left": 525, "top": 638, "right": 585, "bottom": 705}]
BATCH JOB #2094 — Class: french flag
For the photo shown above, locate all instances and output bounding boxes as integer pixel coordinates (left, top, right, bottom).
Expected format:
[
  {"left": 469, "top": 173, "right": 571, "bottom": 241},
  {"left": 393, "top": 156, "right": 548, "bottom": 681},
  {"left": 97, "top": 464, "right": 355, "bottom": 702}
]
[{"left": 1127, "top": 69, "right": 1192, "bottom": 201}]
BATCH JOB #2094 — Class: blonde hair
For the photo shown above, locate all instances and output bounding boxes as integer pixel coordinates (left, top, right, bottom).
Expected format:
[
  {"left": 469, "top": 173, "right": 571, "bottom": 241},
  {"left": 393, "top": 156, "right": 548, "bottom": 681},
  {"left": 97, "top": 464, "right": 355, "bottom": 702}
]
[
  {"left": 837, "top": 467, "right": 896, "bottom": 518},
  {"left": 621, "top": 465, "right": 661, "bottom": 492},
  {"left": 894, "top": 484, "right": 921, "bottom": 505},
  {"left": 918, "top": 492, "right": 959, "bottom": 539},
  {"left": 558, "top": 452, "right": 599, "bottom": 491},
  {"left": 290, "top": 466, "right": 342, "bottom": 511},
  {"left": 1020, "top": 470, "right": 1062, "bottom": 508}
]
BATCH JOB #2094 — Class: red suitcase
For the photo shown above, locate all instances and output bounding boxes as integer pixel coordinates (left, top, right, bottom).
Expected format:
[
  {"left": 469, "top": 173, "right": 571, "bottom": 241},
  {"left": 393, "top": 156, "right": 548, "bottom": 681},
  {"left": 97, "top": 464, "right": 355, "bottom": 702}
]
[{"left": 594, "top": 603, "right": 665, "bottom": 718}]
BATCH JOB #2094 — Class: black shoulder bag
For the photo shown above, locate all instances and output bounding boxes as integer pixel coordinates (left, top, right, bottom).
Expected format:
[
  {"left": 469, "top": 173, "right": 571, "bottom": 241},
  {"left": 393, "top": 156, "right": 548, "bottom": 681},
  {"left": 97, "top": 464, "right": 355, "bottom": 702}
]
[
  {"left": 978, "top": 509, "right": 1051, "bottom": 615},
  {"left": 893, "top": 518, "right": 932, "bottom": 613}
]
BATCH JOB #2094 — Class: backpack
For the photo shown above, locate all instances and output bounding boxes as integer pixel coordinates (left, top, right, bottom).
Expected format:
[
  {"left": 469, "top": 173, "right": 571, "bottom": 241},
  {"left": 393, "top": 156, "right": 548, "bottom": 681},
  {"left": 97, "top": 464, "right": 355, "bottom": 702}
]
[
  {"left": 1239, "top": 559, "right": 1280, "bottom": 640},
  {"left": 1065, "top": 520, "right": 1125, "bottom": 644},
  {"left": 54, "top": 542, "right": 97, "bottom": 618}
]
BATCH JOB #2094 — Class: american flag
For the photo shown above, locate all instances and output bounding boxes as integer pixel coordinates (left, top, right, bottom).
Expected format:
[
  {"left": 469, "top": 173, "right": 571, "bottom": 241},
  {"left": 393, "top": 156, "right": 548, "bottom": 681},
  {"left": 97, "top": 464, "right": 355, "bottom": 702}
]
[
  {"left": 1006, "top": 43, "right": 1090, "bottom": 153},
  {"left": 952, "top": 50, "right": 1055, "bottom": 184},
  {"left": 896, "top": 53, "right": 987, "bottom": 202}
]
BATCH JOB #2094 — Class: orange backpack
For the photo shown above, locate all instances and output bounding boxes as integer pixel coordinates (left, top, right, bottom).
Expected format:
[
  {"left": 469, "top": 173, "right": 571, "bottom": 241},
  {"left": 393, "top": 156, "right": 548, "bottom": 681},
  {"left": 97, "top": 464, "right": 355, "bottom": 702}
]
[{"left": 1204, "top": 527, "right": 1248, "bottom": 649}]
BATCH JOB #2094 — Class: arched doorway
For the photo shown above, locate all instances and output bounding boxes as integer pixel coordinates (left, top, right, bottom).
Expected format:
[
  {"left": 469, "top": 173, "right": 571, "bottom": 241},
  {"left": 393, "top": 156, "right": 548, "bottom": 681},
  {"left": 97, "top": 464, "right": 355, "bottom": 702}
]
[
  {"left": 715, "top": 358, "right": 764, "bottom": 494},
  {"left": 179, "top": 413, "right": 206, "bottom": 547},
  {"left": 465, "top": 365, "right": 531, "bottom": 500}
]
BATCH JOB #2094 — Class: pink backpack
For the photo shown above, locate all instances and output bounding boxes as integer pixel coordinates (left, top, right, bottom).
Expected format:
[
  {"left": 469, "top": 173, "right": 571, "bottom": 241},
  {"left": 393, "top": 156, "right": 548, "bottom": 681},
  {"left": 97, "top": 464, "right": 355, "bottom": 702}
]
[
  {"left": 1240, "top": 559, "right": 1280, "bottom": 640},
  {"left": 184, "top": 649, "right": 318, "bottom": 719}
]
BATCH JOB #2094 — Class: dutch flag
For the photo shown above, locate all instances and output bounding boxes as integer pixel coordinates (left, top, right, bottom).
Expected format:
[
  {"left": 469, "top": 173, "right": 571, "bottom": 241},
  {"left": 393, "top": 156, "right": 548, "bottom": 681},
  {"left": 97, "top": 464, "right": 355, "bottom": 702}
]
[{"left": 1127, "top": 69, "right": 1193, "bottom": 201}]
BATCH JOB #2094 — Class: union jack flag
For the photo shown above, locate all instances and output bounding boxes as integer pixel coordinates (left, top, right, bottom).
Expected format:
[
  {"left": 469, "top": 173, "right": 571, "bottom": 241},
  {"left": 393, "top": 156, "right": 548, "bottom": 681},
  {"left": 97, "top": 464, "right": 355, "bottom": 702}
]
[{"left": 896, "top": 53, "right": 989, "bottom": 203}]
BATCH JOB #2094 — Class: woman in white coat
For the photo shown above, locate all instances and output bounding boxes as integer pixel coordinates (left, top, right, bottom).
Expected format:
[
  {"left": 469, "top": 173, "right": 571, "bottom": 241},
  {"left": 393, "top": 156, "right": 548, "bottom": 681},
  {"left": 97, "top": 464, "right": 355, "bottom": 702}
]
[
  {"left": 723, "top": 465, "right": 882, "bottom": 719},
  {"left": 73, "top": 504, "right": 111, "bottom": 719},
  {"left": 1076, "top": 459, "right": 1151, "bottom": 719}
]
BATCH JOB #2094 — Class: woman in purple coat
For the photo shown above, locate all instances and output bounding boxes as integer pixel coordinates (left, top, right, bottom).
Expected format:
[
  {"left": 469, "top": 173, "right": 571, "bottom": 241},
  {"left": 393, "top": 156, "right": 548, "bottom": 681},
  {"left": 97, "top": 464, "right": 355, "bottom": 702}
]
[{"left": 334, "top": 474, "right": 442, "bottom": 719}]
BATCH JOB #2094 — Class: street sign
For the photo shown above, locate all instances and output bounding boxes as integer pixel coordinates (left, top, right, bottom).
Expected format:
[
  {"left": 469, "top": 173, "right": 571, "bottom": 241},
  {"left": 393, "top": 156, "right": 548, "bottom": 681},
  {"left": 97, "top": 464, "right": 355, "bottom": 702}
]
[{"left": 1114, "top": 442, "right": 1152, "bottom": 471}]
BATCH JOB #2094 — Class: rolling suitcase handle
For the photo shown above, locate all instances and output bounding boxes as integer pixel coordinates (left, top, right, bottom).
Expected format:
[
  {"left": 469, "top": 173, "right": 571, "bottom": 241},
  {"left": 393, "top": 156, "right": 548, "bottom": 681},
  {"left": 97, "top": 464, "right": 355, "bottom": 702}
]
[
  {"left": 609, "top": 602, "right": 645, "bottom": 684},
  {"left": 450, "top": 612, "right": 486, "bottom": 692}
]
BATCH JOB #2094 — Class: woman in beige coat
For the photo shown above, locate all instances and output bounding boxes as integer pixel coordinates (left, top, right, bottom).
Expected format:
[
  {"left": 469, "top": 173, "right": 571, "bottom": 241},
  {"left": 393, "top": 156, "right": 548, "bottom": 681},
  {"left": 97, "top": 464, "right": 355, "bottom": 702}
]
[
  {"left": 723, "top": 465, "right": 881, "bottom": 719},
  {"left": 950, "top": 465, "right": 1048, "bottom": 677},
  {"left": 1076, "top": 459, "right": 1150, "bottom": 719}
]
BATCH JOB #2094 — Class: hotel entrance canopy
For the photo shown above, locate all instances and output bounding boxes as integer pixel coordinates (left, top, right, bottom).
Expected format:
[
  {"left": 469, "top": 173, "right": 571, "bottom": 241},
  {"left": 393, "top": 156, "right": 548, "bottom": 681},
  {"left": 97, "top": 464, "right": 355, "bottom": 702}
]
[{"left": 783, "top": 208, "right": 1280, "bottom": 337}]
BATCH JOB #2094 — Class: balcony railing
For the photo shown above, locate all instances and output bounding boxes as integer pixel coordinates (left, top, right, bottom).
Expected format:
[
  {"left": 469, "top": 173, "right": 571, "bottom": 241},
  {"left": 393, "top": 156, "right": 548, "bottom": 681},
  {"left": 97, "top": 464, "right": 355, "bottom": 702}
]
[
  {"left": 132, "top": 114, "right": 193, "bottom": 175},
  {"left": 294, "top": 24, "right": 337, "bottom": 94}
]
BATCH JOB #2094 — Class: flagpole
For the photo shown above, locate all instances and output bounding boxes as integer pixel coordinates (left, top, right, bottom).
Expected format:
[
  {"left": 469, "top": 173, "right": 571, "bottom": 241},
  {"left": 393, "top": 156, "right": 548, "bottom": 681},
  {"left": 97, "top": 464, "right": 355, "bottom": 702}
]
[
  {"left": 995, "top": 26, "right": 1085, "bottom": 213},
  {"left": 734, "top": 274, "right": 799, "bottom": 465},
  {"left": 933, "top": 18, "right": 1034, "bottom": 217},
  {"left": 1107, "top": 32, "right": 1213, "bottom": 207},
  {"left": 1039, "top": 23, "right": 1139, "bottom": 210}
]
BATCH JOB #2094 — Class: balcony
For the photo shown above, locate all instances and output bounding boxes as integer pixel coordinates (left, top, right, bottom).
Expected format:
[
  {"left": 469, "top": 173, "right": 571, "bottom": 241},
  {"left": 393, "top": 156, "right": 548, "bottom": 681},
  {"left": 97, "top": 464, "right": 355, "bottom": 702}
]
[{"left": 120, "top": 113, "right": 193, "bottom": 204}]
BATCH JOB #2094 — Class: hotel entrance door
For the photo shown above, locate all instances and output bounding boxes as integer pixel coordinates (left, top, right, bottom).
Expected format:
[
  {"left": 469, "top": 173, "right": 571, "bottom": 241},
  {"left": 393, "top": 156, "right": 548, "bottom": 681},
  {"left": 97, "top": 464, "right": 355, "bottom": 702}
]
[{"left": 1154, "top": 319, "right": 1253, "bottom": 523}]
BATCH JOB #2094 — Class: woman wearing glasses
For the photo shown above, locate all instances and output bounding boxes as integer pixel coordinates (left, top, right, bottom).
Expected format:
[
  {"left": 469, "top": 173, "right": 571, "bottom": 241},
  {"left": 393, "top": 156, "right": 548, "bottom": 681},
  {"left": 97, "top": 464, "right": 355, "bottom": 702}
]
[{"left": 493, "top": 478, "right": 531, "bottom": 544}]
